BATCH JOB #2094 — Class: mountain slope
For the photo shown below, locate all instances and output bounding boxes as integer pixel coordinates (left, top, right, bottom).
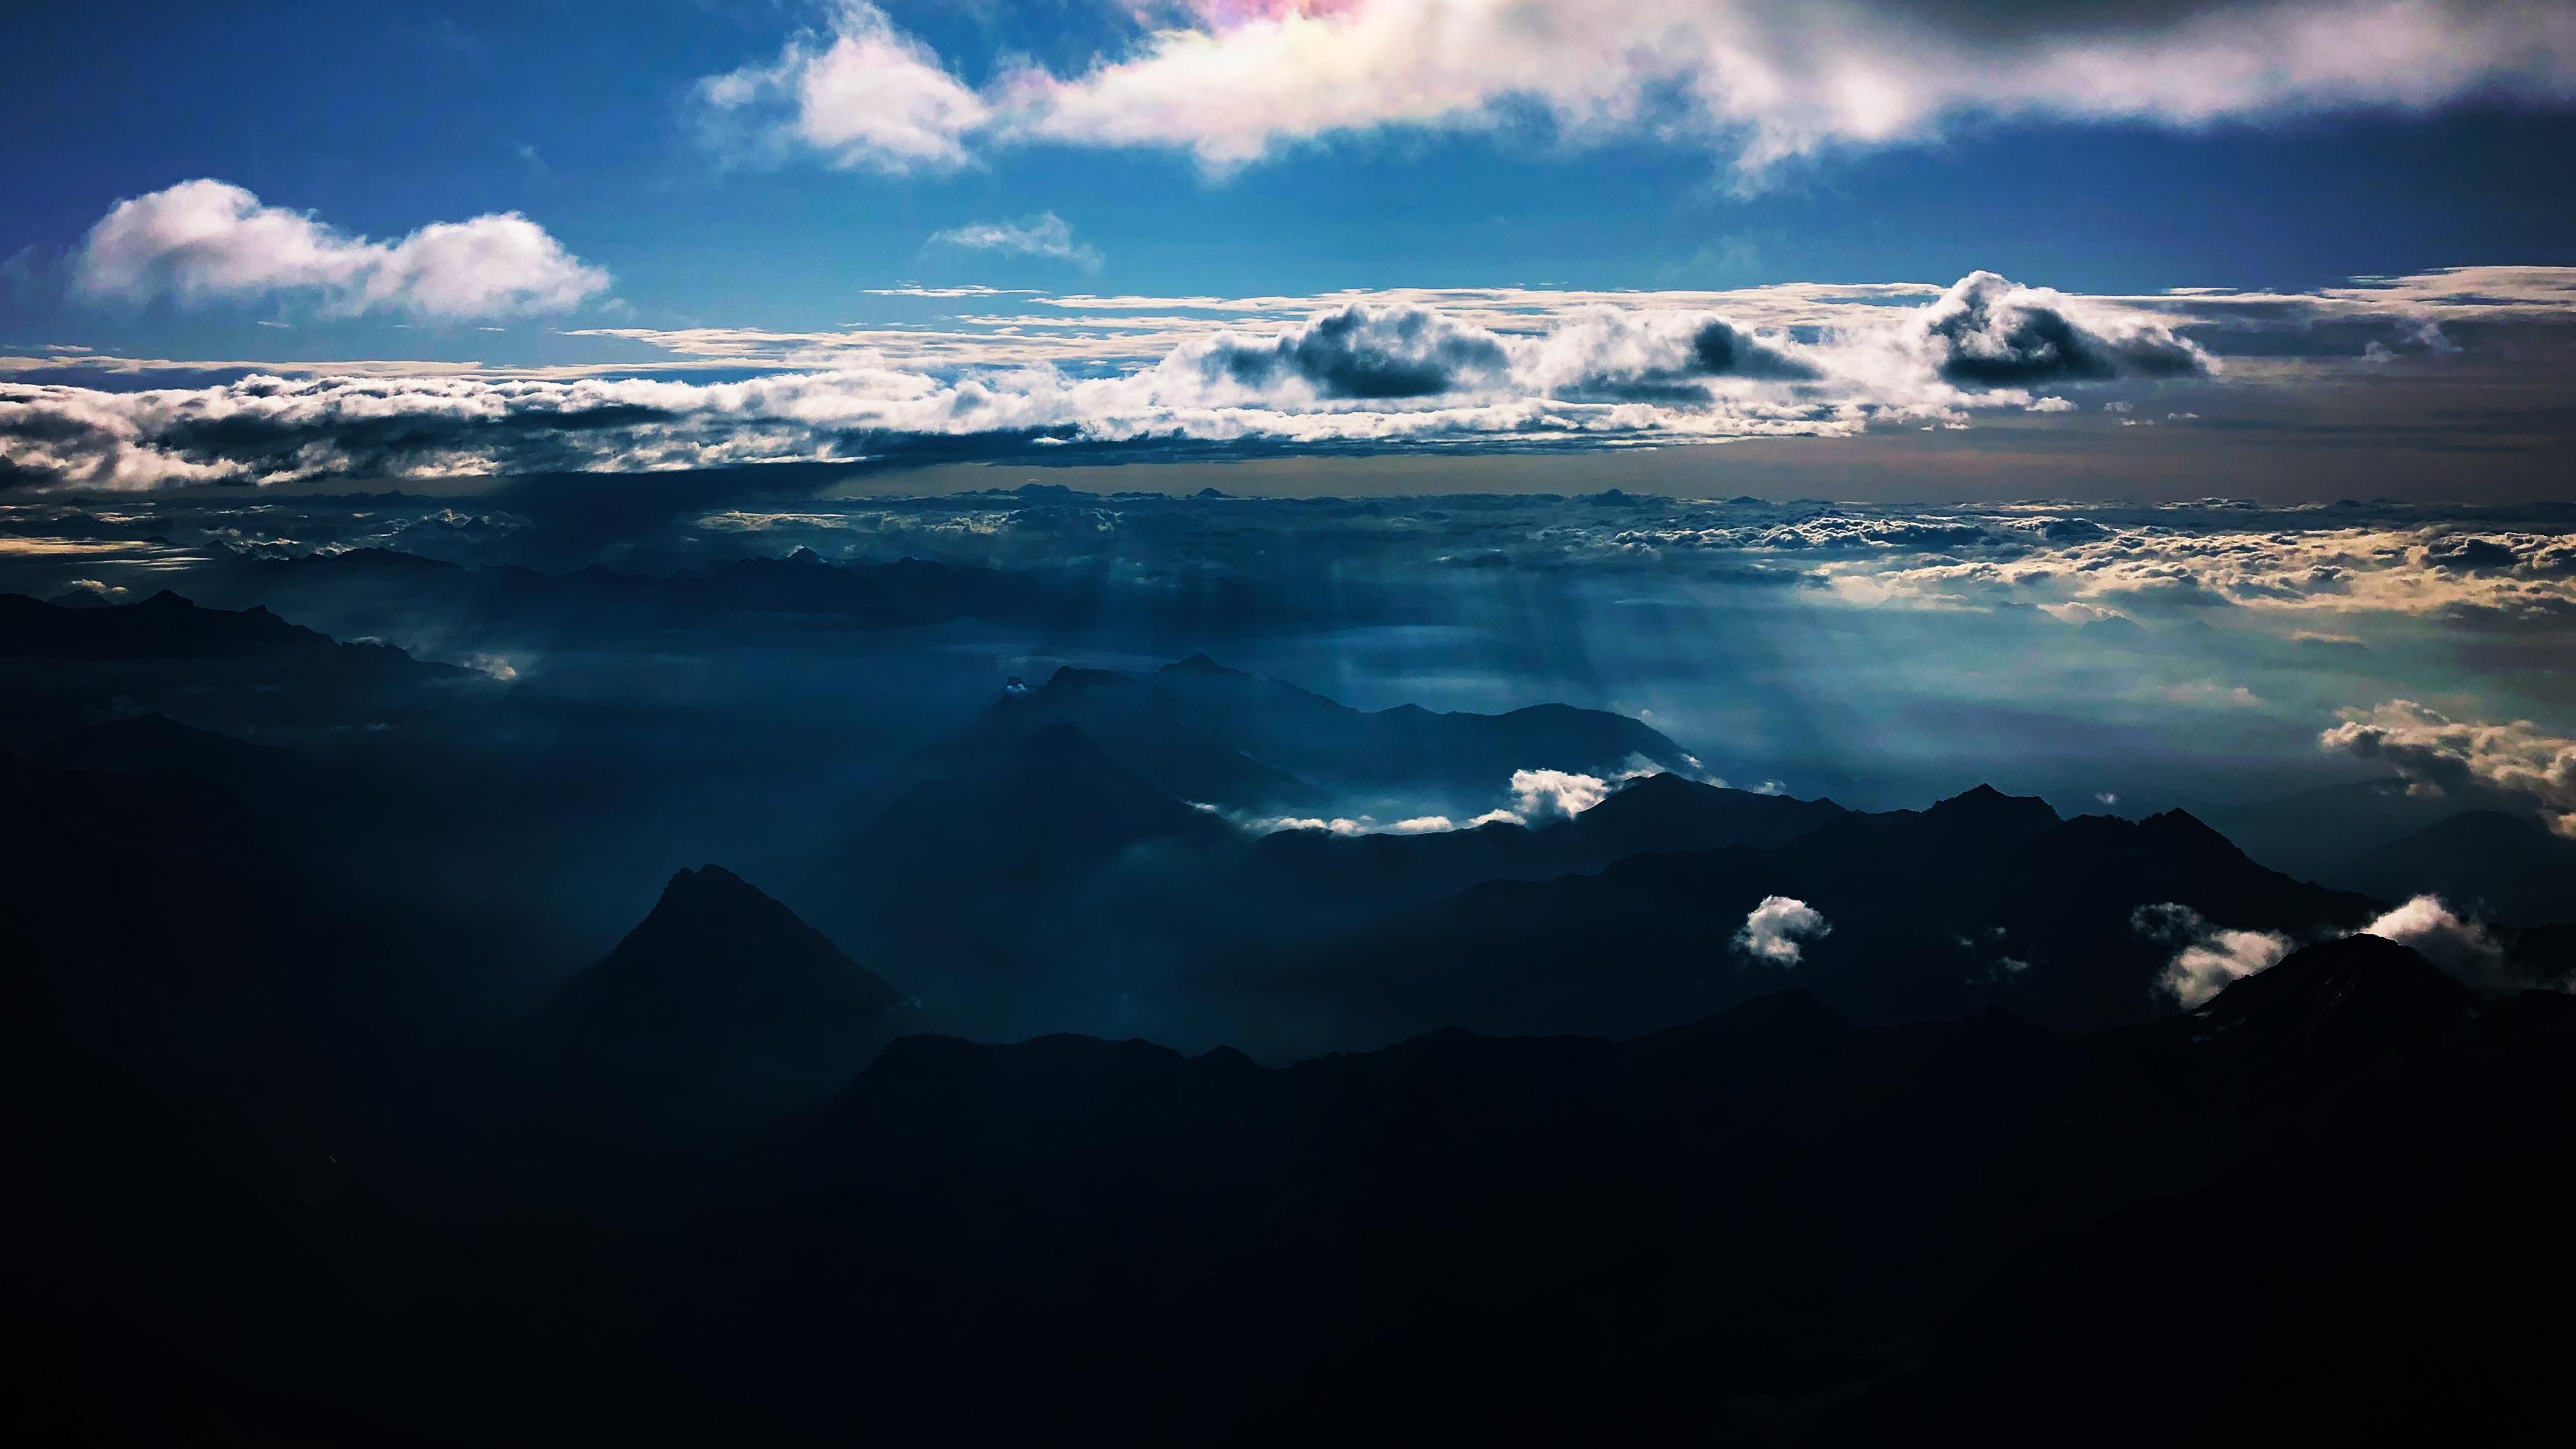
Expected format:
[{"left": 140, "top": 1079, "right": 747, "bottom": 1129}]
[
  {"left": 2331, "top": 807, "right": 2576, "bottom": 926},
  {"left": 887, "top": 655, "right": 1698, "bottom": 815},
  {"left": 1235, "top": 787, "right": 2379, "bottom": 1053},
  {"left": 473, "top": 866, "right": 924, "bottom": 1208},
  {"left": 671, "top": 938, "right": 2576, "bottom": 1444}
]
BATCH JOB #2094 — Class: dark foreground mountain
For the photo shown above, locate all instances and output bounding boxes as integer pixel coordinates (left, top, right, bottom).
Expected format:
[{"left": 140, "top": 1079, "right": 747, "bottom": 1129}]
[
  {"left": 671, "top": 935, "right": 2576, "bottom": 1444},
  {"left": 445, "top": 865, "right": 925, "bottom": 1214},
  {"left": 11, "top": 907, "right": 2575, "bottom": 1444}
]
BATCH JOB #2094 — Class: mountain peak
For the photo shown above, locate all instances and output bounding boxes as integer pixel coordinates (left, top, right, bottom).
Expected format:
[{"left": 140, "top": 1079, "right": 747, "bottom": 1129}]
[
  {"left": 1015, "top": 719, "right": 1110, "bottom": 760},
  {"left": 2138, "top": 806, "right": 2237, "bottom": 850},
  {"left": 628, "top": 864, "right": 812, "bottom": 949},
  {"left": 1925, "top": 783, "right": 2062, "bottom": 832},
  {"left": 572, "top": 864, "right": 909, "bottom": 1032},
  {"left": 2196, "top": 933, "right": 2476, "bottom": 1040},
  {"left": 1158, "top": 653, "right": 1245, "bottom": 678}
]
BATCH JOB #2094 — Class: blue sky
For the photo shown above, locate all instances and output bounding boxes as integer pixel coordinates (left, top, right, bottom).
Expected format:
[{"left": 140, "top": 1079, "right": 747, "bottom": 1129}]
[{"left": 3, "top": 1, "right": 2574, "bottom": 498}]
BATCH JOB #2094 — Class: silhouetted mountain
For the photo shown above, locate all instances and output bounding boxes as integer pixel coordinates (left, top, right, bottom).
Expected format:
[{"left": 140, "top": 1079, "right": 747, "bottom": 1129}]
[
  {"left": 2332, "top": 807, "right": 2576, "bottom": 926},
  {"left": 843, "top": 722, "right": 1224, "bottom": 893},
  {"left": 888, "top": 656, "right": 1696, "bottom": 814},
  {"left": 1238, "top": 788, "right": 2377, "bottom": 1053},
  {"left": 477, "top": 865, "right": 923, "bottom": 1203},
  {"left": 673, "top": 990, "right": 2060, "bottom": 1443},
  {"left": 668, "top": 939, "right": 2576, "bottom": 1443},
  {"left": 2206, "top": 773, "right": 2533, "bottom": 881},
  {"left": 1823, "top": 937, "right": 2570, "bottom": 1444},
  {"left": 0, "top": 588, "right": 425, "bottom": 664},
  {"left": 0, "top": 589, "right": 475, "bottom": 746},
  {"left": 1231, "top": 770, "right": 1847, "bottom": 917}
]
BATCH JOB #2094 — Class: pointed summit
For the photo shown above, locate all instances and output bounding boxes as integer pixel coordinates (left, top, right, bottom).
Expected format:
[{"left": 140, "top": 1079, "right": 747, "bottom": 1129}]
[
  {"left": 2184, "top": 934, "right": 2477, "bottom": 1102},
  {"left": 505, "top": 866, "right": 921, "bottom": 1172},
  {"left": 1924, "top": 784, "right": 2062, "bottom": 841}
]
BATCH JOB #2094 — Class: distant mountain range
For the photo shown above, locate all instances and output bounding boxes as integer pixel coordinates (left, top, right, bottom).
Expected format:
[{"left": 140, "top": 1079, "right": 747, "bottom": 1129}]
[
  {"left": 2331, "top": 807, "right": 2576, "bottom": 927},
  {"left": 0, "top": 588, "right": 474, "bottom": 745},
  {"left": 8, "top": 574, "right": 2575, "bottom": 1443},
  {"left": 879, "top": 652, "right": 1698, "bottom": 814}
]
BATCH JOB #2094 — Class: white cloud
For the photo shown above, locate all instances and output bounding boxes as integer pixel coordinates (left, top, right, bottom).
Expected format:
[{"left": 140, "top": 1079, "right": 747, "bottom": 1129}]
[
  {"left": 2135, "top": 902, "right": 2292, "bottom": 1008},
  {"left": 696, "top": 1, "right": 989, "bottom": 173},
  {"left": 1734, "top": 894, "right": 1830, "bottom": 966},
  {"left": 70, "top": 180, "right": 609, "bottom": 319},
  {"left": 1813, "top": 521, "right": 2576, "bottom": 624},
  {"left": 4, "top": 271, "right": 2180, "bottom": 489},
  {"left": 928, "top": 213, "right": 1103, "bottom": 272},
  {"left": 701, "top": 1, "right": 2576, "bottom": 180},
  {"left": 2359, "top": 894, "right": 2508, "bottom": 990},
  {"left": 1506, "top": 768, "right": 1620, "bottom": 822},
  {"left": 2322, "top": 700, "right": 2576, "bottom": 834},
  {"left": 1240, "top": 811, "right": 1455, "bottom": 836},
  {"left": 16, "top": 256, "right": 2576, "bottom": 492},
  {"left": 2159, "top": 680, "right": 2264, "bottom": 709}
]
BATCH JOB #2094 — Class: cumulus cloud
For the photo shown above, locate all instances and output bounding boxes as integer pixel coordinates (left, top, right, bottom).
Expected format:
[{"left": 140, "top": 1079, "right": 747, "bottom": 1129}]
[
  {"left": 2135, "top": 901, "right": 2293, "bottom": 1009},
  {"left": 1184, "top": 305, "right": 1513, "bottom": 400},
  {"left": 1503, "top": 768, "right": 1619, "bottom": 822},
  {"left": 696, "top": 1, "right": 989, "bottom": 172},
  {"left": 2322, "top": 700, "right": 2576, "bottom": 834},
  {"left": 70, "top": 180, "right": 609, "bottom": 319},
  {"left": 1910, "top": 273, "right": 2211, "bottom": 385},
  {"left": 928, "top": 212, "right": 1103, "bottom": 272},
  {"left": 700, "top": 1, "right": 2576, "bottom": 179},
  {"left": 1734, "top": 895, "right": 1830, "bottom": 966}
]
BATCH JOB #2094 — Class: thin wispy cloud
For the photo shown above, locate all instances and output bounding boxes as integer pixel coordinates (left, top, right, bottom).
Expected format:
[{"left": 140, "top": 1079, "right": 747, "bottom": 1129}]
[{"left": 927, "top": 213, "right": 1103, "bottom": 273}]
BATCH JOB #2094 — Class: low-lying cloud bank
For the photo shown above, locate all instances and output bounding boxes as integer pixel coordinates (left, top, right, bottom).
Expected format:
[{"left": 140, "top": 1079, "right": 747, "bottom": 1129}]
[
  {"left": 701, "top": 1, "right": 2576, "bottom": 181},
  {"left": 0, "top": 270, "right": 2205, "bottom": 490},
  {"left": 1236, "top": 765, "right": 1651, "bottom": 838}
]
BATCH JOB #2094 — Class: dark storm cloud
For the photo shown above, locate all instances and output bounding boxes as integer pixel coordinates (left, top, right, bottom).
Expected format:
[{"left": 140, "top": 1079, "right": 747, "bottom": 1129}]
[
  {"left": 1920, "top": 272, "right": 2212, "bottom": 387},
  {"left": 1195, "top": 305, "right": 1515, "bottom": 399}
]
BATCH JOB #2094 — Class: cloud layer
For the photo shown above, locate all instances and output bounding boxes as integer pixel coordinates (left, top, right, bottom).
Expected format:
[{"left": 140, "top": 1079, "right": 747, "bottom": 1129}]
[
  {"left": 0, "top": 270, "right": 2211, "bottom": 489},
  {"left": 71, "top": 181, "right": 610, "bottom": 320},
  {"left": 701, "top": 1, "right": 2576, "bottom": 178}
]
